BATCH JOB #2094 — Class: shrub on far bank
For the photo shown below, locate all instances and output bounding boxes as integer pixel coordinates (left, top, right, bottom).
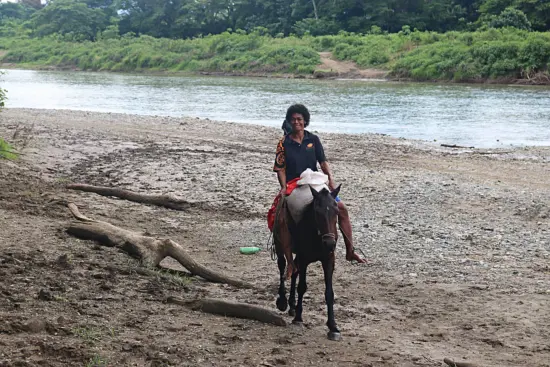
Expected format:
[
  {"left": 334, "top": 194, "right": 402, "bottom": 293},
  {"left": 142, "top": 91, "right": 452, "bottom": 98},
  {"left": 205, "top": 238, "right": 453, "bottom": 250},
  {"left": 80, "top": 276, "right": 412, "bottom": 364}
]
[
  {"left": 1, "top": 27, "right": 549, "bottom": 82},
  {"left": 0, "top": 31, "right": 320, "bottom": 75}
]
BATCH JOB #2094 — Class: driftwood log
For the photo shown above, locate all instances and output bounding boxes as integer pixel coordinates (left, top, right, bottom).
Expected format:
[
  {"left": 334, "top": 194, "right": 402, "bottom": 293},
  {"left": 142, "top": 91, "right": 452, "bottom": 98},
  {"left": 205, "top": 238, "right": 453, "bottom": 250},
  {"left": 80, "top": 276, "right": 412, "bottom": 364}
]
[
  {"left": 167, "top": 296, "right": 287, "bottom": 326},
  {"left": 443, "top": 358, "right": 479, "bottom": 367},
  {"left": 66, "top": 203, "right": 253, "bottom": 289},
  {"left": 67, "top": 184, "right": 195, "bottom": 211},
  {"left": 441, "top": 144, "right": 475, "bottom": 149}
]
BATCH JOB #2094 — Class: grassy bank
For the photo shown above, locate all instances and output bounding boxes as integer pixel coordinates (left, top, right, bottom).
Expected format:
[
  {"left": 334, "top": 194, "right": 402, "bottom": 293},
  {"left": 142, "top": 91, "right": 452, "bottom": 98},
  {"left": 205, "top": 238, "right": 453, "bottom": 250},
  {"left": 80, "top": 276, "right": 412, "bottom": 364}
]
[
  {"left": 0, "top": 32, "right": 320, "bottom": 75},
  {"left": 1, "top": 29, "right": 550, "bottom": 83},
  {"left": 313, "top": 28, "right": 550, "bottom": 82}
]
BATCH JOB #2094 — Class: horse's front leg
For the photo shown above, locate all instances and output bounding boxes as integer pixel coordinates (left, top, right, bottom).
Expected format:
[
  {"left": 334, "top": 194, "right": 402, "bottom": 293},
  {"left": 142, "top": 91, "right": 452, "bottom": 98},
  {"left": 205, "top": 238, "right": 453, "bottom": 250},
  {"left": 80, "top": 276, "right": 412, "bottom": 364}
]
[
  {"left": 276, "top": 254, "right": 288, "bottom": 311},
  {"left": 288, "top": 255, "right": 298, "bottom": 316},
  {"left": 292, "top": 262, "right": 307, "bottom": 325},
  {"left": 322, "top": 253, "right": 341, "bottom": 341}
]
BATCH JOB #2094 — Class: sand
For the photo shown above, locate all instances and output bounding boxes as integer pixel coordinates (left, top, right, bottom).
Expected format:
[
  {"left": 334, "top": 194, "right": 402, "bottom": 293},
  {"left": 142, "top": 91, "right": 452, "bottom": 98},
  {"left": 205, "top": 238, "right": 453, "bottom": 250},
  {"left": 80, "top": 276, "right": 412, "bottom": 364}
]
[{"left": 1, "top": 108, "right": 549, "bottom": 367}]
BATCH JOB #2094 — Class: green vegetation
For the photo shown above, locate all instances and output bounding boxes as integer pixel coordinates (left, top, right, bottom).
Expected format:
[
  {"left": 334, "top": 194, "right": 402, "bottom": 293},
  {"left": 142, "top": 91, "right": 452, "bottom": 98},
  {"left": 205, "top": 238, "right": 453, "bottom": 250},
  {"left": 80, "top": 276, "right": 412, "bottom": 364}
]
[
  {"left": 2, "top": 28, "right": 549, "bottom": 83},
  {"left": 0, "top": 0, "right": 549, "bottom": 83},
  {"left": 0, "top": 32, "right": 319, "bottom": 74},
  {"left": 3, "top": 0, "right": 550, "bottom": 39},
  {"left": 86, "top": 354, "right": 108, "bottom": 367},
  {"left": 313, "top": 28, "right": 550, "bottom": 82},
  {"left": 0, "top": 138, "right": 17, "bottom": 160},
  {"left": 0, "top": 71, "right": 17, "bottom": 160}
]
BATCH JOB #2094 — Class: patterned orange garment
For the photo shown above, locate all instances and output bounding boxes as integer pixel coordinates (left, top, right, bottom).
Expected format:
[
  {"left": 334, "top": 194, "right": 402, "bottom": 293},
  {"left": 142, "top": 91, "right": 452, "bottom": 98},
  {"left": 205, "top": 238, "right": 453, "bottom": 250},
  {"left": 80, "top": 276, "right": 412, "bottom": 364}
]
[{"left": 273, "top": 137, "right": 285, "bottom": 172}]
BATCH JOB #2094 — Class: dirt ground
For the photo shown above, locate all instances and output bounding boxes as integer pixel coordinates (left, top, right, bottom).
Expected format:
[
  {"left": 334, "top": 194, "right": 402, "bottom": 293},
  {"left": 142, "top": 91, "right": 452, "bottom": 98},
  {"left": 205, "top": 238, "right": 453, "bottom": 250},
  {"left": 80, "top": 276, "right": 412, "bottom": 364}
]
[
  {"left": 317, "top": 52, "right": 388, "bottom": 79},
  {"left": 0, "top": 108, "right": 549, "bottom": 367}
]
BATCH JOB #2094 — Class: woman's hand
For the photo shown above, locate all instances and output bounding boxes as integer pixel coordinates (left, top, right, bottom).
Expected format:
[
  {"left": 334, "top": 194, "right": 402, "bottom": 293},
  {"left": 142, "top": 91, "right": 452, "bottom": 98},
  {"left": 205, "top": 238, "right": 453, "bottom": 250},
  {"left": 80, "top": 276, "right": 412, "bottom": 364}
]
[{"left": 279, "top": 186, "right": 287, "bottom": 196}]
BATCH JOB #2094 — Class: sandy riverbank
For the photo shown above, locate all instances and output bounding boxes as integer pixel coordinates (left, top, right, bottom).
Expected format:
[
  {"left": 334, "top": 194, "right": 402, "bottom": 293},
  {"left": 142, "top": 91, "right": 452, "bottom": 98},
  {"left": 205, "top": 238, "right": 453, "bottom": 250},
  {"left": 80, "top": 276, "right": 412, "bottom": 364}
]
[{"left": 1, "top": 108, "right": 549, "bottom": 367}]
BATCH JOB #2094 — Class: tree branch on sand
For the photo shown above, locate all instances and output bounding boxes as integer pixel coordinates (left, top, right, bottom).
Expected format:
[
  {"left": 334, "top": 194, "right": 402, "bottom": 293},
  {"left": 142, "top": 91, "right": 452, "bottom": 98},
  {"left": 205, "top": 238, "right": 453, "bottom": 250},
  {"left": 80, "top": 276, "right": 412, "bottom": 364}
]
[
  {"left": 443, "top": 358, "right": 479, "bottom": 367},
  {"left": 65, "top": 203, "right": 288, "bottom": 326},
  {"left": 65, "top": 203, "right": 287, "bottom": 325},
  {"left": 167, "top": 296, "right": 287, "bottom": 326},
  {"left": 66, "top": 184, "right": 196, "bottom": 210},
  {"left": 66, "top": 203, "right": 253, "bottom": 289}
]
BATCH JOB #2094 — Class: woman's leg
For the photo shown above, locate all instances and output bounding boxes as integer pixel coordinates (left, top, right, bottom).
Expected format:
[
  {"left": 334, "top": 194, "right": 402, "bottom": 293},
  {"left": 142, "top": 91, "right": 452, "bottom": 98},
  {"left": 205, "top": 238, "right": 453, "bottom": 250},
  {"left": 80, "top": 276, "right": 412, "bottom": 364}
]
[{"left": 337, "top": 201, "right": 366, "bottom": 263}]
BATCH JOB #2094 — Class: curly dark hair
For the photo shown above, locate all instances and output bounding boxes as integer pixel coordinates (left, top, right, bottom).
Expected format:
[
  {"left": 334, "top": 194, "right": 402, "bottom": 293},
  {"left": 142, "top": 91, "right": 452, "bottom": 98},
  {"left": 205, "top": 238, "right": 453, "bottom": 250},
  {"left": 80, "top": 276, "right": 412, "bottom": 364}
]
[{"left": 285, "top": 104, "right": 311, "bottom": 128}]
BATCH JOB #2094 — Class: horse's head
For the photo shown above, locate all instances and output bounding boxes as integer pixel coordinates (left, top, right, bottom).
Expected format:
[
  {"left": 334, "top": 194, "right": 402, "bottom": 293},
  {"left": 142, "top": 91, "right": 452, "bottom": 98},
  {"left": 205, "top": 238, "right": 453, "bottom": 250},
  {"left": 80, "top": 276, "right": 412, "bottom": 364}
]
[{"left": 310, "top": 185, "right": 341, "bottom": 253}]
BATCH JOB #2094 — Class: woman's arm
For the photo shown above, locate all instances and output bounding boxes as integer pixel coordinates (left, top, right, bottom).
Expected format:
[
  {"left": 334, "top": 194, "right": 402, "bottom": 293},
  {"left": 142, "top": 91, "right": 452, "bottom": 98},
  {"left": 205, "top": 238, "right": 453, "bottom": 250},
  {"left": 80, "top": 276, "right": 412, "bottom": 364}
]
[
  {"left": 314, "top": 135, "right": 336, "bottom": 190},
  {"left": 277, "top": 170, "right": 287, "bottom": 191},
  {"left": 320, "top": 161, "right": 336, "bottom": 191}
]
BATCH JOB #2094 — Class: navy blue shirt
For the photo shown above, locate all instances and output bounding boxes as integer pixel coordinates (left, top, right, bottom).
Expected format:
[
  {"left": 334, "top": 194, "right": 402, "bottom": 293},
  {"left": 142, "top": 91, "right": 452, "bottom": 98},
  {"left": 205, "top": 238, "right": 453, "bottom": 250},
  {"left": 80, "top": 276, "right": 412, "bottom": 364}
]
[{"left": 273, "top": 131, "right": 327, "bottom": 182}]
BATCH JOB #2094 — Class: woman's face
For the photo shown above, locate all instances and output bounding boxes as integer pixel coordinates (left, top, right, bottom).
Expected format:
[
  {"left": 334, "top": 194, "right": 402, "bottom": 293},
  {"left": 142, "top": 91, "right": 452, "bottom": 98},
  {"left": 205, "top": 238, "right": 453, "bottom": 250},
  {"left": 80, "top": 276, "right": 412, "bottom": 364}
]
[{"left": 290, "top": 113, "right": 305, "bottom": 133}]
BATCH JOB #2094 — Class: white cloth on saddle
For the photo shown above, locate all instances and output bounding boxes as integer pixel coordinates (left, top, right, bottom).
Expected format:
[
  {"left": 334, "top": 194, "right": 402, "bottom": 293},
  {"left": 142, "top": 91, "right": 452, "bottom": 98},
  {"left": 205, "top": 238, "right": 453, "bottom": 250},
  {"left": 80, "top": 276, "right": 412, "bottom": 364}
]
[{"left": 286, "top": 169, "right": 329, "bottom": 224}]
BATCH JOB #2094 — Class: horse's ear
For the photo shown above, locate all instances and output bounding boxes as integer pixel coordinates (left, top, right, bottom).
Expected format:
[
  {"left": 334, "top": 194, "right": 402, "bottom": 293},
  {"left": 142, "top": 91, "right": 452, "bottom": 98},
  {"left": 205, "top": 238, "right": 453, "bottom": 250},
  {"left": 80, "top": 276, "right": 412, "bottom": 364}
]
[
  {"left": 310, "top": 185, "right": 319, "bottom": 198},
  {"left": 331, "top": 184, "right": 341, "bottom": 199}
]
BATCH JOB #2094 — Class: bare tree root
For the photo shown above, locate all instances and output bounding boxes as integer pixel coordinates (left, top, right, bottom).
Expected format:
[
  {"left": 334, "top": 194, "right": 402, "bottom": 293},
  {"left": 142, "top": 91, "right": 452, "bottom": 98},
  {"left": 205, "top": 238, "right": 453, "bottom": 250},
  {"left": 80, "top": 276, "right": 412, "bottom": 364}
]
[
  {"left": 66, "top": 184, "right": 195, "bottom": 211},
  {"left": 443, "top": 358, "right": 479, "bottom": 367},
  {"left": 167, "top": 296, "right": 287, "bottom": 326},
  {"left": 66, "top": 203, "right": 253, "bottom": 289}
]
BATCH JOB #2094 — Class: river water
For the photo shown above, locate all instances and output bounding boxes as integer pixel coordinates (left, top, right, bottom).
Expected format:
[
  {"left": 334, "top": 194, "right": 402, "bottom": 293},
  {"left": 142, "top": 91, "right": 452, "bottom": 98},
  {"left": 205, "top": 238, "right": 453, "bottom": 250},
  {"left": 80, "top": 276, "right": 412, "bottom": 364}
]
[{"left": 2, "top": 69, "right": 550, "bottom": 148}]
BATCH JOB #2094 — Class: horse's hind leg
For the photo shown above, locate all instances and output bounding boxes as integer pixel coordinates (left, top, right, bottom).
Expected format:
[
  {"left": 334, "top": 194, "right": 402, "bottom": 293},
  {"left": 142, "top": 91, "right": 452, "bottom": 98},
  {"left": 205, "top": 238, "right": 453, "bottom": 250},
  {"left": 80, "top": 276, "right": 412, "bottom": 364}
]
[
  {"left": 288, "top": 256, "right": 298, "bottom": 316},
  {"left": 275, "top": 254, "right": 288, "bottom": 312},
  {"left": 322, "top": 255, "right": 341, "bottom": 341}
]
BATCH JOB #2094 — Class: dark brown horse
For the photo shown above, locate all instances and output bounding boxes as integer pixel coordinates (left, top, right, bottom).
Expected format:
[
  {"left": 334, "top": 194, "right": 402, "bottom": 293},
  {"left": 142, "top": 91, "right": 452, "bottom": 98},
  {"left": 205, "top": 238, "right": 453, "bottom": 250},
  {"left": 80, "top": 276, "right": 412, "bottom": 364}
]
[{"left": 274, "top": 185, "right": 342, "bottom": 341}]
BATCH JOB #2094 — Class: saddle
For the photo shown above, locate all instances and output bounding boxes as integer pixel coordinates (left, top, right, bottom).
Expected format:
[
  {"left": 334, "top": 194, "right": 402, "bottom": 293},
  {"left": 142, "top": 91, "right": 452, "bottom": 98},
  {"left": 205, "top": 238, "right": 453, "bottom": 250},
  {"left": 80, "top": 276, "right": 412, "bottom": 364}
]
[{"left": 285, "top": 169, "right": 329, "bottom": 224}]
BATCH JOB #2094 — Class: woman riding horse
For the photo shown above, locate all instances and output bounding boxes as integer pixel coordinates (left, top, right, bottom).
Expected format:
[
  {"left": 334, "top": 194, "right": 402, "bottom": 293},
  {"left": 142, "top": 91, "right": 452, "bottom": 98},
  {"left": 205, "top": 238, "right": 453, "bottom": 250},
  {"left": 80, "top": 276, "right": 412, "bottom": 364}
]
[{"left": 271, "top": 104, "right": 366, "bottom": 275}]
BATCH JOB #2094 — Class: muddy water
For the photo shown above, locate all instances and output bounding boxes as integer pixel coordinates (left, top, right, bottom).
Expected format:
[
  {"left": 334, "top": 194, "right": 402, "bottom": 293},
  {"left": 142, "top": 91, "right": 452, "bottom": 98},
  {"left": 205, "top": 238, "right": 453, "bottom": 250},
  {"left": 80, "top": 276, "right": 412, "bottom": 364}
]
[{"left": 3, "top": 68, "right": 550, "bottom": 147}]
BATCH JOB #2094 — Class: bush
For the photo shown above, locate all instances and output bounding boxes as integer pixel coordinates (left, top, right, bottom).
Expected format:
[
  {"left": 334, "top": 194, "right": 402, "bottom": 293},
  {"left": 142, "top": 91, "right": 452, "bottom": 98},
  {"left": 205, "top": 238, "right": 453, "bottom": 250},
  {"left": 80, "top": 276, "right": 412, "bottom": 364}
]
[{"left": 1, "top": 28, "right": 549, "bottom": 82}]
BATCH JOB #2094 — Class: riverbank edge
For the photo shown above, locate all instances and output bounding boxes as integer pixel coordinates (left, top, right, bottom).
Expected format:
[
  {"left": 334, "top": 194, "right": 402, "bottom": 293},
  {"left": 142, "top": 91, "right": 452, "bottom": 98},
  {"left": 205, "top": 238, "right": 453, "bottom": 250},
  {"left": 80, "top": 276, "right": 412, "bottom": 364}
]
[
  {"left": 0, "top": 62, "right": 387, "bottom": 81},
  {"left": 3, "top": 107, "right": 550, "bottom": 153},
  {"left": 3, "top": 62, "right": 549, "bottom": 86}
]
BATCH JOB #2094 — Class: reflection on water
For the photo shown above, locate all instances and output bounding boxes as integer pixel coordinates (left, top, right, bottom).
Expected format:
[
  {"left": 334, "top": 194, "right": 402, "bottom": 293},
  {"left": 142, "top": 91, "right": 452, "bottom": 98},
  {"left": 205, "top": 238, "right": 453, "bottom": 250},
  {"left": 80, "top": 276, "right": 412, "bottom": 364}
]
[{"left": 2, "top": 69, "right": 550, "bottom": 147}]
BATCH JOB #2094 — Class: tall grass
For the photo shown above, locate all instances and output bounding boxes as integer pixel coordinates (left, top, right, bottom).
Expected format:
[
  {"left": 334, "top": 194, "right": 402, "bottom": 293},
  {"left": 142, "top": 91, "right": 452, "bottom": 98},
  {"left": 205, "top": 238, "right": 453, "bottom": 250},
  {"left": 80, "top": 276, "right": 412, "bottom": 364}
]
[
  {"left": 312, "top": 28, "right": 550, "bottom": 81},
  {"left": 0, "top": 138, "right": 18, "bottom": 160},
  {"left": 1, "top": 28, "right": 549, "bottom": 82},
  {"left": 0, "top": 32, "right": 320, "bottom": 74}
]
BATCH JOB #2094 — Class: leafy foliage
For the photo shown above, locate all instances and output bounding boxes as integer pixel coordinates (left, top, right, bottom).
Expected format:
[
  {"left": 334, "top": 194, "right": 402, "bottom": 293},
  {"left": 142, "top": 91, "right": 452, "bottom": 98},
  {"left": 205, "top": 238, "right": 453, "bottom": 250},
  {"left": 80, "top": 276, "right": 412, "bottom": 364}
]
[
  {"left": 30, "top": 0, "right": 110, "bottom": 40},
  {"left": 389, "top": 29, "right": 550, "bottom": 81},
  {"left": 1, "top": 0, "right": 549, "bottom": 83},
  {"left": 2, "top": 27, "right": 548, "bottom": 82},
  {"left": 487, "top": 7, "right": 532, "bottom": 30},
  {"left": 0, "top": 138, "right": 19, "bottom": 160},
  {"left": 1, "top": 31, "right": 319, "bottom": 74},
  {"left": 0, "top": 71, "right": 15, "bottom": 160},
  {"left": 3, "top": 0, "right": 550, "bottom": 40},
  {"left": 0, "top": 76, "right": 5, "bottom": 110}
]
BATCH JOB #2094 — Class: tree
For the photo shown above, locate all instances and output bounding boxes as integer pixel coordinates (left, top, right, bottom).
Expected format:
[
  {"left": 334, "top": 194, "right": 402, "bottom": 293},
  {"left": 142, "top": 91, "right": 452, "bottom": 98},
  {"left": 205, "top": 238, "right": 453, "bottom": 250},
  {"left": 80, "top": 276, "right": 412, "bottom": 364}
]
[
  {"left": 31, "top": 0, "right": 110, "bottom": 40},
  {"left": 0, "top": 2, "right": 36, "bottom": 21},
  {"left": 488, "top": 6, "right": 532, "bottom": 30},
  {"left": 19, "top": 0, "right": 43, "bottom": 9},
  {"left": 478, "top": 0, "right": 550, "bottom": 31}
]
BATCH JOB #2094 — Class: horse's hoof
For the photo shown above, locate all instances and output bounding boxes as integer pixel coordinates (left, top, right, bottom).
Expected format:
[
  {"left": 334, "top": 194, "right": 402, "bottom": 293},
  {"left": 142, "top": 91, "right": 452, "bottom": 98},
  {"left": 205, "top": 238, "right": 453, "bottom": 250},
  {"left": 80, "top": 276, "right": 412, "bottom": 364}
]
[
  {"left": 327, "top": 331, "right": 341, "bottom": 341},
  {"left": 292, "top": 320, "right": 304, "bottom": 327},
  {"left": 276, "top": 297, "right": 288, "bottom": 312},
  {"left": 288, "top": 308, "right": 296, "bottom": 317}
]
